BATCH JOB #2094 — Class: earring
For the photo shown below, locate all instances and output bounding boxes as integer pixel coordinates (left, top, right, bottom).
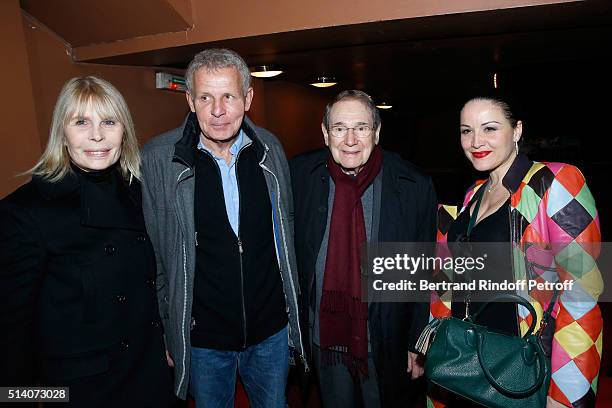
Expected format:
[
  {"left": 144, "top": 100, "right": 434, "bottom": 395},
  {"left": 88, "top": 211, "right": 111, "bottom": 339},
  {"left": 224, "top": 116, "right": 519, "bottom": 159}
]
[{"left": 515, "top": 140, "right": 519, "bottom": 155}]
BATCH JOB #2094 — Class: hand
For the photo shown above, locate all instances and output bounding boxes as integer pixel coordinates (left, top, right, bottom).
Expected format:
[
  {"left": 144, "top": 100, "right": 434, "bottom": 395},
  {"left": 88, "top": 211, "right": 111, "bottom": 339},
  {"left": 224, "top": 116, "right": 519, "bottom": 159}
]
[
  {"left": 546, "top": 396, "right": 567, "bottom": 408},
  {"left": 407, "top": 352, "right": 424, "bottom": 379},
  {"left": 166, "top": 350, "right": 175, "bottom": 367}
]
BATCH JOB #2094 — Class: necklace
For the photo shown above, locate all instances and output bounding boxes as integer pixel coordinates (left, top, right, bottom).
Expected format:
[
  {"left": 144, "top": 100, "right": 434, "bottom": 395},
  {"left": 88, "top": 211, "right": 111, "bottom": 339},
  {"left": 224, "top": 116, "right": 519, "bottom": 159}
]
[{"left": 487, "top": 181, "right": 498, "bottom": 193}]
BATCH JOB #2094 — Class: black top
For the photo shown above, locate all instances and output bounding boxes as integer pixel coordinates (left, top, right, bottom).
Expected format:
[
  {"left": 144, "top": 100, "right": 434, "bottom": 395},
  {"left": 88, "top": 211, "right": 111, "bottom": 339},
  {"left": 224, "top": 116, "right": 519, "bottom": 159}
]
[
  {"left": 448, "top": 194, "right": 517, "bottom": 336},
  {"left": 191, "top": 144, "right": 287, "bottom": 350},
  {"left": 71, "top": 161, "right": 119, "bottom": 183}
]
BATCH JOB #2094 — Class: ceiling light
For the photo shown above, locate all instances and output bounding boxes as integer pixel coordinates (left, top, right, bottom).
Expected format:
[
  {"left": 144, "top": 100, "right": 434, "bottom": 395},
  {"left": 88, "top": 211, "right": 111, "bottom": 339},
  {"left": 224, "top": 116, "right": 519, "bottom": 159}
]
[
  {"left": 250, "top": 65, "right": 283, "bottom": 78},
  {"left": 376, "top": 102, "right": 392, "bottom": 110},
  {"left": 310, "top": 76, "right": 337, "bottom": 88}
]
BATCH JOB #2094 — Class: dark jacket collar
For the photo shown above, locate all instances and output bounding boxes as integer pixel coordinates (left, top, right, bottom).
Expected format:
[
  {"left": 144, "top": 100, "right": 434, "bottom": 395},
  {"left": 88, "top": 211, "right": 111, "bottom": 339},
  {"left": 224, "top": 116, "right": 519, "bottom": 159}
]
[
  {"left": 32, "top": 169, "right": 143, "bottom": 230},
  {"left": 33, "top": 171, "right": 80, "bottom": 200},
  {"left": 78, "top": 172, "right": 143, "bottom": 230},
  {"left": 173, "top": 112, "right": 200, "bottom": 167},
  {"left": 33, "top": 166, "right": 139, "bottom": 199},
  {"left": 381, "top": 150, "right": 417, "bottom": 183},
  {"left": 306, "top": 149, "right": 329, "bottom": 174},
  {"left": 502, "top": 153, "right": 534, "bottom": 193},
  {"left": 173, "top": 112, "right": 265, "bottom": 167}
]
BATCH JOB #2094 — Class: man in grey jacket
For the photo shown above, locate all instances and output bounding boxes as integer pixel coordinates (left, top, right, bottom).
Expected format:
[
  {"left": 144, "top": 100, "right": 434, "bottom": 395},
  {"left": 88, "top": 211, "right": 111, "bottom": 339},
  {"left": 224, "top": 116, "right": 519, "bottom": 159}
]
[{"left": 141, "top": 48, "right": 305, "bottom": 407}]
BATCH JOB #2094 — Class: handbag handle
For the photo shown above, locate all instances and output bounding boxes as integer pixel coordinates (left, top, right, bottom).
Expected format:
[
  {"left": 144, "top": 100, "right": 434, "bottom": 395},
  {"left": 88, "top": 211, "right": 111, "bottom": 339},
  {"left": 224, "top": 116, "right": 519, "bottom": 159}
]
[
  {"left": 466, "top": 184, "right": 486, "bottom": 237},
  {"left": 476, "top": 333, "right": 548, "bottom": 398},
  {"left": 471, "top": 293, "right": 538, "bottom": 337}
]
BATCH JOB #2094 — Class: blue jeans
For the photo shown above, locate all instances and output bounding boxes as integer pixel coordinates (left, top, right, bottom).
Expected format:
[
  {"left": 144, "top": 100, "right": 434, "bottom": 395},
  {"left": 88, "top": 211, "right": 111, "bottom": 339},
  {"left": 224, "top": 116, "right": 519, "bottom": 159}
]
[{"left": 189, "top": 326, "right": 289, "bottom": 408}]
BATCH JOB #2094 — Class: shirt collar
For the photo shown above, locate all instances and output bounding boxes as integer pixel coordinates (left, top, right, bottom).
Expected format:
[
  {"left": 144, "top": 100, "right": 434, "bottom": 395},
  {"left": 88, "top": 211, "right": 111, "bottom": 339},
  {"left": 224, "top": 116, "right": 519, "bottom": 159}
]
[{"left": 197, "top": 129, "right": 249, "bottom": 159}]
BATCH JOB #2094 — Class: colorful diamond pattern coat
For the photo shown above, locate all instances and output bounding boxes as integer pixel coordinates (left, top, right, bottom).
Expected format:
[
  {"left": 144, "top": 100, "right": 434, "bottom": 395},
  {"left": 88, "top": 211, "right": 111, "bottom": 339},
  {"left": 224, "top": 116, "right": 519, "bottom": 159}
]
[{"left": 430, "top": 154, "right": 603, "bottom": 407}]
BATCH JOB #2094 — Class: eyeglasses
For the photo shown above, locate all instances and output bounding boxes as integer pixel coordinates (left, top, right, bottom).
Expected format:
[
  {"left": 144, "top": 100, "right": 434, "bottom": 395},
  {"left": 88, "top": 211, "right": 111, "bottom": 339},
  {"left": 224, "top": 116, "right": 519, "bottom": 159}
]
[{"left": 328, "top": 125, "right": 373, "bottom": 138}]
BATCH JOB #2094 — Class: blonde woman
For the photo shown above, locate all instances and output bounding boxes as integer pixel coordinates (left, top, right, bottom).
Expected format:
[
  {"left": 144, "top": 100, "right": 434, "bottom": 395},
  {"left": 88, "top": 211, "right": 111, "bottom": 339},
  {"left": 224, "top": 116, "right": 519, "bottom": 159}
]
[{"left": 0, "top": 76, "right": 173, "bottom": 407}]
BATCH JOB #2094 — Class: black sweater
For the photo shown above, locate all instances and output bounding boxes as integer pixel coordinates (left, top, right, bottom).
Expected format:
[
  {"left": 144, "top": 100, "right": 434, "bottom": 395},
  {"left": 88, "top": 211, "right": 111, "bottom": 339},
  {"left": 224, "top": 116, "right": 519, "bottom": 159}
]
[{"left": 191, "top": 144, "right": 287, "bottom": 350}]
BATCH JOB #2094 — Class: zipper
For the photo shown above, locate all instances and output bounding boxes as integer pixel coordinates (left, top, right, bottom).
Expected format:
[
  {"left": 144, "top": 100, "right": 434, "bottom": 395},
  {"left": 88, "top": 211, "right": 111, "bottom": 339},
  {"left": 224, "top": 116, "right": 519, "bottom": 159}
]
[
  {"left": 507, "top": 192, "right": 521, "bottom": 337},
  {"left": 234, "top": 142, "right": 250, "bottom": 349},
  {"left": 237, "top": 236, "right": 247, "bottom": 348},
  {"left": 201, "top": 142, "right": 252, "bottom": 349},
  {"left": 259, "top": 146, "right": 309, "bottom": 371},
  {"left": 506, "top": 193, "right": 554, "bottom": 337},
  {"left": 174, "top": 165, "right": 193, "bottom": 395}
]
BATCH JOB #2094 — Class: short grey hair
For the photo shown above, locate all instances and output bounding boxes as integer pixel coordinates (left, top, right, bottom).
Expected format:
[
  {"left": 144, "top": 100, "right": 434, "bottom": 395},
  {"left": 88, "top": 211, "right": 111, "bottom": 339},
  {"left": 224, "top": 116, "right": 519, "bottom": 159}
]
[
  {"left": 322, "top": 90, "right": 381, "bottom": 130},
  {"left": 185, "top": 48, "right": 251, "bottom": 96}
]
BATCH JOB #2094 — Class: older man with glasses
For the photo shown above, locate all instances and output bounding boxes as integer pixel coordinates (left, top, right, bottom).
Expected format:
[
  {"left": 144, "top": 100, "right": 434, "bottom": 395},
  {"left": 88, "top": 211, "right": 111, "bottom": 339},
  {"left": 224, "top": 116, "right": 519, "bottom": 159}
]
[{"left": 290, "top": 90, "right": 437, "bottom": 408}]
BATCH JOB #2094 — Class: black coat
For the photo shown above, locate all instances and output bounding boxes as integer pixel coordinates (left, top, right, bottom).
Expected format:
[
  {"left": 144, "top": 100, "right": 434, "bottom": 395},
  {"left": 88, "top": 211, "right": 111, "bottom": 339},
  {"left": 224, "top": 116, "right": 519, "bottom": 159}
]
[
  {"left": 0, "top": 167, "right": 173, "bottom": 407},
  {"left": 290, "top": 149, "right": 437, "bottom": 408}
]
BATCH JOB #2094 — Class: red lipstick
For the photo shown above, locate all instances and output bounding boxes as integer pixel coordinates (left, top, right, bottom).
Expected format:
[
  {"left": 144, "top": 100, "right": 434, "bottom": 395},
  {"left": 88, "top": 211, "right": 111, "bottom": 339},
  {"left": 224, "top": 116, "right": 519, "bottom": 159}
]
[{"left": 471, "top": 151, "right": 491, "bottom": 159}]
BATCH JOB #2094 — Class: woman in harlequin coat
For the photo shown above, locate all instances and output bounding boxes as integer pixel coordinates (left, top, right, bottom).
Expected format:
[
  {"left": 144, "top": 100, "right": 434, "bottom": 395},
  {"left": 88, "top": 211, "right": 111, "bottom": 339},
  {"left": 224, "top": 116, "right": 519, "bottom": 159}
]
[{"left": 430, "top": 95, "right": 603, "bottom": 407}]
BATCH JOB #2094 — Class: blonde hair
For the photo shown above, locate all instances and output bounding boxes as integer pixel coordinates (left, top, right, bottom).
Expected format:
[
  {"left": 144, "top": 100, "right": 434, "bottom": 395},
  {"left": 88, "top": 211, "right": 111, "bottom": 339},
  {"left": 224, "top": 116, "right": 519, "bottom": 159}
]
[{"left": 30, "top": 76, "right": 140, "bottom": 182}]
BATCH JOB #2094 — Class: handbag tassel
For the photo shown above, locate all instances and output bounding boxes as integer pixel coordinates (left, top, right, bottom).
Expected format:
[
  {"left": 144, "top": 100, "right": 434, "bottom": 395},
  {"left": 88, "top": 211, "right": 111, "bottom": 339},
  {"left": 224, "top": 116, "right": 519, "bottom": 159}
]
[{"left": 416, "top": 318, "right": 443, "bottom": 355}]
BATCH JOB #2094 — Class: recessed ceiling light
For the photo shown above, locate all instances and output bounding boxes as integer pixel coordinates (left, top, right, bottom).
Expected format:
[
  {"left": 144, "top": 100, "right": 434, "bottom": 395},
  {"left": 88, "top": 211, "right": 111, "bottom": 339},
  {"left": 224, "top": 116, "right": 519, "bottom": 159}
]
[
  {"left": 310, "top": 76, "right": 337, "bottom": 88},
  {"left": 376, "top": 102, "right": 392, "bottom": 110},
  {"left": 250, "top": 65, "right": 283, "bottom": 78}
]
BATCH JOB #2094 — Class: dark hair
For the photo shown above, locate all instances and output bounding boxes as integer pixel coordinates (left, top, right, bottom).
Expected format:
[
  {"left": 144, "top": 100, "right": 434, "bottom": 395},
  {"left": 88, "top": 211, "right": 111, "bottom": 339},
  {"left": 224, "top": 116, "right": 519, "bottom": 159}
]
[
  {"left": 322, "top": 90, "right": 381, "bottom": 130},
  {"left": 462, "top": 92, "right": 522, "bottom": 128}
]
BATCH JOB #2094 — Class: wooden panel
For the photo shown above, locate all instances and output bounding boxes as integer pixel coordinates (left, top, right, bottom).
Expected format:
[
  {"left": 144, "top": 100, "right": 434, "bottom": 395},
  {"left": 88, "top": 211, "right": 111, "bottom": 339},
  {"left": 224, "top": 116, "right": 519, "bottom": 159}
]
[
  {"left": 71, "top": 0, "right": 583, "bottom": 61},
  {"left": 21, "top": 0, "right": 191, "bottom": 47},
  {"left": 0, "top": 0, "right": 41, "bottom": 197}
]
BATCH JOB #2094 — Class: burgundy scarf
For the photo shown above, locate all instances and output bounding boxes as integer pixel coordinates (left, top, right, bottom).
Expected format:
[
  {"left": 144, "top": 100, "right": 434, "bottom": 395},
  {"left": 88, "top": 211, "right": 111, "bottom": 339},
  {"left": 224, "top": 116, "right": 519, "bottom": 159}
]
[{"left": 319, "top": 146, "right": 383, "bottom": 376}]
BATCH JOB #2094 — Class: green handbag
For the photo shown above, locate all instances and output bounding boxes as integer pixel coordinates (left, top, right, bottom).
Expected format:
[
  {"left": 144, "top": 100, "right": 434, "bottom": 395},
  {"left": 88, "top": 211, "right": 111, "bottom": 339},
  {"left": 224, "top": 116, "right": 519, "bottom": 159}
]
[{"left": 418, "top": 293, "right": 555, "bottom": 408}]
